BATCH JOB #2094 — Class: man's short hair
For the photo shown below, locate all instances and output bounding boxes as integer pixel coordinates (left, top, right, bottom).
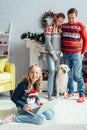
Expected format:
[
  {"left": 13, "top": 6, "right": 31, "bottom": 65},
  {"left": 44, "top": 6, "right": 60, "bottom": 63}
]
[{"left": 67, "top": 8, "right": 78, "bottom": 16}]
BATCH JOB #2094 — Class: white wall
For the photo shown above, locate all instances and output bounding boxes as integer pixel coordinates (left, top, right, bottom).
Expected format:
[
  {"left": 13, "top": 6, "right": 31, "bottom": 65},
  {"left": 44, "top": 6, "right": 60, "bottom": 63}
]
[{"left": 0, "top": 0, "right": 87, "bottom": 85}]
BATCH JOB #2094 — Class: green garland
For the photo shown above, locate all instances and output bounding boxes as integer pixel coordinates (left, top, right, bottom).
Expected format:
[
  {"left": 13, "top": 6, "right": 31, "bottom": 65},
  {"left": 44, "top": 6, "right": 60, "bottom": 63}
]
[
  {"left": 41, "top": 10, "right": 55, "bottom": 28},
  {"left": 21, "top": 32, "right": 45, "bottom": 44}
]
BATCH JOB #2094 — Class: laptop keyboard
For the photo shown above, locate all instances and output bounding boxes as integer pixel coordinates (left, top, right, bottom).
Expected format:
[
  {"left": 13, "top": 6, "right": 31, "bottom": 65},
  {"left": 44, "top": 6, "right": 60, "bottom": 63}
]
[{"left": 31, "top": 107, "right": 40, "bottom": 114}]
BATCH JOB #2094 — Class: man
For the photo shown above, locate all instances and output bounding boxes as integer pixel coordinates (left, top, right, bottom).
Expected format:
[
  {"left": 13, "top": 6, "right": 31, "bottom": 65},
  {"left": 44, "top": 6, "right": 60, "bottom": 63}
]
[{"left": 62, "top": 8, "right": 87, "bottom": 103}]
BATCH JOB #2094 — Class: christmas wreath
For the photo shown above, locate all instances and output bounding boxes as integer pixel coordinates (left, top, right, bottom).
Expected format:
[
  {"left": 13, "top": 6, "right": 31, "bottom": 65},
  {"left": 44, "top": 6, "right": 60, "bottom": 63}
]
[{"left": 41, "top": 10, "right": 55, "bottom": 28}]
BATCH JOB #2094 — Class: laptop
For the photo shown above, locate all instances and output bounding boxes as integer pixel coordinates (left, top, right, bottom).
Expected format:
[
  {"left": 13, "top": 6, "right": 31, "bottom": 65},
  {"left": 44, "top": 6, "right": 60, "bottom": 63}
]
[{"left": 24, "top": 99, "right": 57, "bottom": 116}]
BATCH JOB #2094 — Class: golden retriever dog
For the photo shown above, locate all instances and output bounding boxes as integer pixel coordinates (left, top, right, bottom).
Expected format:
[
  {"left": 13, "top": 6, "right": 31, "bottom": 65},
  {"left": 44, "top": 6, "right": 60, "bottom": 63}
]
[{"left": 56, "top": 64, "right": 70, "bottom": 98}]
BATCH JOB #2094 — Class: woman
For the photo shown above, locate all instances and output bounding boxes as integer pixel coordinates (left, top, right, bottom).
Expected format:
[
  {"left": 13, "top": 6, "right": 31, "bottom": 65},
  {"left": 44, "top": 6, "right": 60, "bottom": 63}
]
[{"left": 44, "top": 13, "right": 65, "bottom": 101}]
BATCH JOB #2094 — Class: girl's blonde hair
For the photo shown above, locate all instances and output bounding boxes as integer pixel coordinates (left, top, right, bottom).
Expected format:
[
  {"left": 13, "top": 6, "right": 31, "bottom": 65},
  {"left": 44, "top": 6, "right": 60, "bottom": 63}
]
[{"left": 19, "top": 64, "right": 43, "bottom": 91}]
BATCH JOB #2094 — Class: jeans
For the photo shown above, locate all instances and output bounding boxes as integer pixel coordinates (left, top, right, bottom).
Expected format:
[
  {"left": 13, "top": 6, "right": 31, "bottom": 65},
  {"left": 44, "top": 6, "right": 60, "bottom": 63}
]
[
  {"left": 63, "top": 52, "right": 85, "bottom": 96},
  {"left": 46, "top": 54, "right": 60, "bottom": 95},
  {"left": 13, "top": 106, "right": 54, "bottom": 125}
]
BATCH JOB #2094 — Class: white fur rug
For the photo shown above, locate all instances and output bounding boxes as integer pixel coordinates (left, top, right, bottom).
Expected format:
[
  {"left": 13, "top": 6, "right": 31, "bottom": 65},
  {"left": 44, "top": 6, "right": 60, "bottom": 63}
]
[{"left": 0, "top": 93, "right": 87, "bottom": 130}]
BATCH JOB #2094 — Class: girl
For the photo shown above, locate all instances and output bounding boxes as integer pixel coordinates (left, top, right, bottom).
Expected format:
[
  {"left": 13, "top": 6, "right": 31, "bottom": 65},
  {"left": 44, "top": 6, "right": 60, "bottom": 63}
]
[
  {"left": 4, "top": 64, "right": 54, "bottom": 125},
  {"left": 44, "top": 13, "right": 65, "bottom": 101}
]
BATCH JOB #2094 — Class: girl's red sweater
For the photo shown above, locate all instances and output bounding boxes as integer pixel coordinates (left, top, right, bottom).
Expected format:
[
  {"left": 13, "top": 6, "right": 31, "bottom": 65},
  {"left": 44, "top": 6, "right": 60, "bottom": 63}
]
[{"left": 62, "top": 22, "right": 87, "bottom": 54}]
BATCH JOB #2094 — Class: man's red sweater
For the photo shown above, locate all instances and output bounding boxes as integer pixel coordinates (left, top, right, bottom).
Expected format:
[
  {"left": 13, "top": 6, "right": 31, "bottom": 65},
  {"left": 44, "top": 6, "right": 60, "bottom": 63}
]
[{"left": 61, "top": 22, "right": 87, "bottom": 54}]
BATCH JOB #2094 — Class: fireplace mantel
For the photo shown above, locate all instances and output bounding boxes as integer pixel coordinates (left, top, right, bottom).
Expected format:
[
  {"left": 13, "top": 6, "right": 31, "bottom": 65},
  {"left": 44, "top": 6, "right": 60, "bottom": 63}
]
[{"left": 26, "top": 39, "right": 46, "bottom": 66}]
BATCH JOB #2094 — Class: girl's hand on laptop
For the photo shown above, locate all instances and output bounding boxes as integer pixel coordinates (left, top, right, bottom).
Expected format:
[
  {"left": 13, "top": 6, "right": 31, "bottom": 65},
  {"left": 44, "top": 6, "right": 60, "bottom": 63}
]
[
  {"left": 23, "top": 104, "right": 32, "bottom": 111},
  {"left": 37, "top": 100, "right": 44, "bottom": 106}
]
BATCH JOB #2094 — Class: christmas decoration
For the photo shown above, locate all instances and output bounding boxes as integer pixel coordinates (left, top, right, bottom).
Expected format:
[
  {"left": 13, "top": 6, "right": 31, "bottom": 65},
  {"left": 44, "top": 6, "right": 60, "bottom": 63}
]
[
  {"left": 21, "top": 11, "right": 55, "bottom": 44},
  {"left": 21, "top": 32, "right": 45, "bottom": 44},
  {"left": 41, "top": 10, "right": 55, "bottom": 28}
]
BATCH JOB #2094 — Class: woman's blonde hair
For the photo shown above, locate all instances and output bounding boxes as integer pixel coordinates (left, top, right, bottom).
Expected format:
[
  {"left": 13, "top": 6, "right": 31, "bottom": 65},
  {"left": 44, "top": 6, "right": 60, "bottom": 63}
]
[{"left": 19, "top": 64, "right": 43, "bottom": 91}]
